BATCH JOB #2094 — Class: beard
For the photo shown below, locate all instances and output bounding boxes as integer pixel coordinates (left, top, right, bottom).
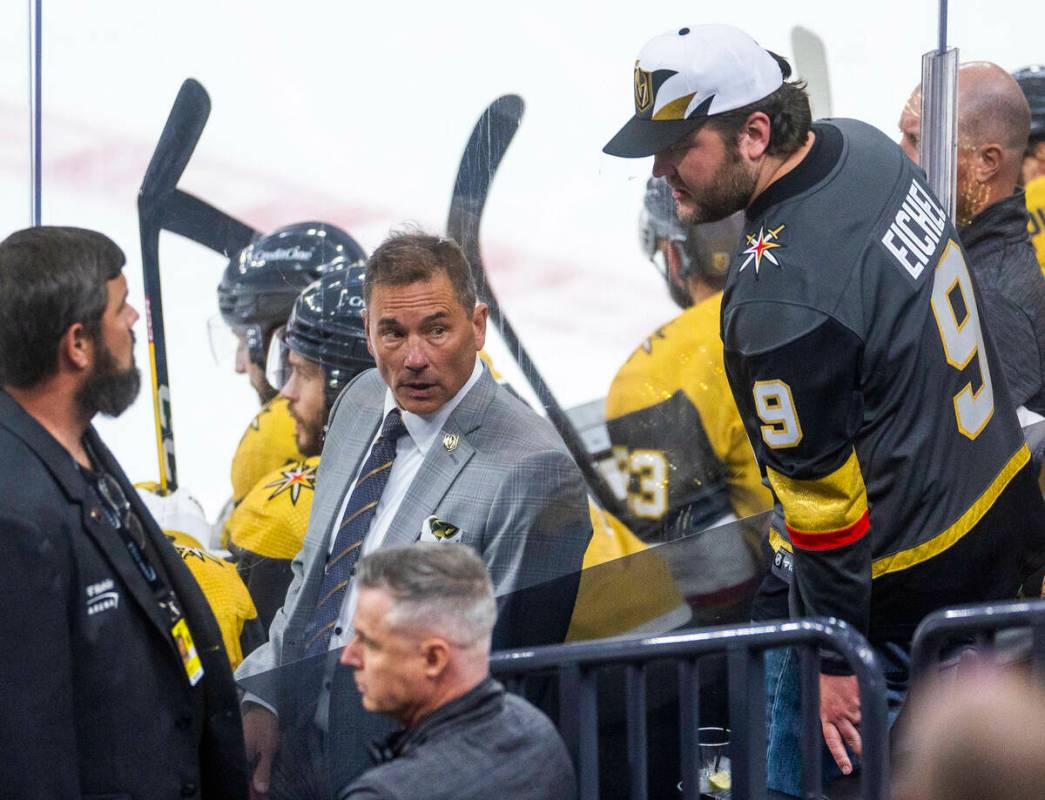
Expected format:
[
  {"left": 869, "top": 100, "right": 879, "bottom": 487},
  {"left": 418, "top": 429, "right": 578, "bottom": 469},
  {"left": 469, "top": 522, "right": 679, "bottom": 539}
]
[
  {"left": 666, "top": 274, "right": 693, "bottom": 309},
  {"left": 77, "top": 341, "right": 141, "bottom": 418},
  {"left": 293, "top": 405, "right": 327, "bottom": 457},
  {"left": 297, "top": 418, "right": 324, "bottom": 457},
  {"left": 675, "top": 140, "right": 756, "bottom": 225}
]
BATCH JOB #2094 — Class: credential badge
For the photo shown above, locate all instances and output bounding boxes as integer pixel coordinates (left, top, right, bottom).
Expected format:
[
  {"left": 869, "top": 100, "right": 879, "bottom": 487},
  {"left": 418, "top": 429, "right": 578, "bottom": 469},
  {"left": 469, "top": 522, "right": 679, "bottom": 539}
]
[{"left": 442, "top": 432, "right": 459, "bottom": 452}]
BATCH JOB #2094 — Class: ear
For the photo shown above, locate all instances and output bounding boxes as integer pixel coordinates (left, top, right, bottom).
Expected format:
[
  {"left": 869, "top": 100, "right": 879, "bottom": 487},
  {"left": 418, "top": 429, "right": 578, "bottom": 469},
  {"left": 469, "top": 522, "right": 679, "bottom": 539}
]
[
  {"left": 420, "top": 637, "right": 451, "bottom": 679},
  {"left": 363, "top": 310, "right": 375, "bottom": 357},
  {"left": 737, "top": 111, "right": 772, "bottom": 160},
  {"left": 471, "top": 303, "right": 488, "bottom": 352},
  {"left": 60, "top": 323, "right": 93, "bottom": 372},
  {"left": 974, "top": 143, "right": 1003, "bottom": 183}
]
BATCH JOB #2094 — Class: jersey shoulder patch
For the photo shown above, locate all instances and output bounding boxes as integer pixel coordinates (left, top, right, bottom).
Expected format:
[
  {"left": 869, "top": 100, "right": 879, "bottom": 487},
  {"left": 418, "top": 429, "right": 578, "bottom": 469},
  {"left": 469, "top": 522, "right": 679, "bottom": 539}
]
[{"left": 227, "top": 456, "right": 320, "bottom": 560}]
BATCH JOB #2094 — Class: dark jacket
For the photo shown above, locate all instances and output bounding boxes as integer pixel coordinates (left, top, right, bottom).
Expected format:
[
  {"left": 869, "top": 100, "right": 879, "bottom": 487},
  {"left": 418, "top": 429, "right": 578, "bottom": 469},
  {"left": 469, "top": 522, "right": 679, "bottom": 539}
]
[
  {"left": 0, "top": 390, "right": 248, "bottom": 799},
  {"left": 961, "top": 190, "right": 1045, "bottom": 415},
  {"left": 339, "top": 678, "right": 576, "bottom": 800}
]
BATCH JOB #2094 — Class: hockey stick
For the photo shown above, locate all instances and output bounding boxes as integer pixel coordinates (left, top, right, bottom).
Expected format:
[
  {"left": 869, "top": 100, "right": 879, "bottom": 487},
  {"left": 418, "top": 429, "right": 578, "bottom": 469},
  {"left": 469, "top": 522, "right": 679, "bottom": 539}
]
[
  {"left": 446, "top": 95, "right": 623, "bottom": 515},
  {"left": 790, "top": 26, "right": 833, "bottom": 119},
  {"left": 138, "top": 78, "right": 259, "bottom": 492}
]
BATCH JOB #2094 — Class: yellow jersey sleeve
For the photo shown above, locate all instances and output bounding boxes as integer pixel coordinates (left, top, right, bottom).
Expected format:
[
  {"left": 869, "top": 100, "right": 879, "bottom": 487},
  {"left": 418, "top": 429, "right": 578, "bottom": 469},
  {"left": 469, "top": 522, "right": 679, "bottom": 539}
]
[
  {"left": 164, "top": 530, "right": 258, "bottom": 670},
  {"left": 1025, "top": 176, "right": 1045, "bottom": 278}
]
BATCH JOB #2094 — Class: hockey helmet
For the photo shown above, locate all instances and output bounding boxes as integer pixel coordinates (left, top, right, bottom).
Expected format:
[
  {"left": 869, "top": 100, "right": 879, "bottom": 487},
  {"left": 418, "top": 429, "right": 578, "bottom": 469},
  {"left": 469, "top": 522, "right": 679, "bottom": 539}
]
[
  {"left": 266, "top": 264, "right": 374, "bottom": 408},
  {"left": 639, "top": 177, "right": 743, "bottom": 304},
  {"left": 217, "top": 221, "right": 367, "bottom": 367},
  {"left": 1014, "top": 65, "right": 1045, "bottom": 143}
]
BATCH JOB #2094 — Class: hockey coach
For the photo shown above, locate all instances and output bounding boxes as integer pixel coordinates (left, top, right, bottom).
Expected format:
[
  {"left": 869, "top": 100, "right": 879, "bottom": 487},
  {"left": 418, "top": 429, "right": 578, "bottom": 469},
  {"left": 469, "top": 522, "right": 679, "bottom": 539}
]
[
  {"left": 236, "top": 229, "right": 592, "bottom": 797},
  {"left": 0, "top": 226, "right": 247, "bottom": 798},
  {"left": 605, "top": 23, "right": 1045, "bottom": 795}
]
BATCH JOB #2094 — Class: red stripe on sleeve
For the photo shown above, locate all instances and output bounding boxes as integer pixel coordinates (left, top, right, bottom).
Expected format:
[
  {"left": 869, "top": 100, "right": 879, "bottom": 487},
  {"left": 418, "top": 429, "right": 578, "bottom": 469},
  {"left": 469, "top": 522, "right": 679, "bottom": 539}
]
[{"left": 788, "top": 510, "right": 870, "bottom": 552}]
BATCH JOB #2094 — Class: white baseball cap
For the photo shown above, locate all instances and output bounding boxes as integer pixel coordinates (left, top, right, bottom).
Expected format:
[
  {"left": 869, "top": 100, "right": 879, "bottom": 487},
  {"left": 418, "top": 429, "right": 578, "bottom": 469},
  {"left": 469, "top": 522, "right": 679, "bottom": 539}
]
[{"left": 604, "top": 24, "right": 789, "bottom": 158}]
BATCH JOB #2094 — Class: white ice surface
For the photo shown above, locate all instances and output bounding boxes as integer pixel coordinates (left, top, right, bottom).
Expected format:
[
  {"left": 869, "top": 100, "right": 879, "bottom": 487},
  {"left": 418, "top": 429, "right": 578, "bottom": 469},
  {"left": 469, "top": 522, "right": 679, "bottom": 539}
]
[{"left": 0, "top": 1, "right": 1038, "bottom": 518}]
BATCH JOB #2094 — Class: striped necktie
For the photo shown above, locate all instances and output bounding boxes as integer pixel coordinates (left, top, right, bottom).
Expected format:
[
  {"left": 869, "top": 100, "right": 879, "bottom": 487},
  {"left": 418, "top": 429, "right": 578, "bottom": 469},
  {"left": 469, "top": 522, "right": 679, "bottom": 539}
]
[{"left": 303, "top": 408, "right": 408, "bottom": 657}]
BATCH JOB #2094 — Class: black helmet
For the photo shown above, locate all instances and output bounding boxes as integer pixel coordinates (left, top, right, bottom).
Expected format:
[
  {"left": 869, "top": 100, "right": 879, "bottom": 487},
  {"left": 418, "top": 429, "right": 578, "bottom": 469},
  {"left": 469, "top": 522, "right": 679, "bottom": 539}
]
[
  {"left": 217, "top": 221, "right": 366, "bottom": 367},
  {"left": 1014, "top": 65, "right": 1045, "bottom": 143},
  {"left": 638, "top": 177, "right": 743, "bottom": 308},
  {"left": 266, "top": 264, "right": 374, "bottom": 408}
]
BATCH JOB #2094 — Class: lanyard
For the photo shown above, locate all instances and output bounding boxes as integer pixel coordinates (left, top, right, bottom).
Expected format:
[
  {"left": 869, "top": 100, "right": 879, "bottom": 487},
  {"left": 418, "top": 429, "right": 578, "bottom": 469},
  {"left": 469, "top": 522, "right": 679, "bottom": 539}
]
[{"left": 81, "top": 455, "right": 184, "bottom": 626}]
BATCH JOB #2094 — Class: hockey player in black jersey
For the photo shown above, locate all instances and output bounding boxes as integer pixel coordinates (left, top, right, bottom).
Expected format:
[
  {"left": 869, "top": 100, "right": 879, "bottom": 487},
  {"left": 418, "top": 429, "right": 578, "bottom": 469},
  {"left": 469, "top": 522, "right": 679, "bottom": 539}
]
[{"left": 606, "top": 23, "right": 1045, "bottom": 793}]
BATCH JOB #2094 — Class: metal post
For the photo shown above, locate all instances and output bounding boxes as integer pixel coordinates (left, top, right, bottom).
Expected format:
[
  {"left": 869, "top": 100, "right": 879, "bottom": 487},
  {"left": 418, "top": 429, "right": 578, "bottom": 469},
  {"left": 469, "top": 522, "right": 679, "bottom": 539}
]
[
  {"left": 625, "top": 664, "right": 648, "bottom": 800},
  {"left": 577, "top": 667, "right": 600, "bottom": 800},
  {"left": 678, "top": 659, "right": 700, "bottom": 800},
  {"left": 28, "top": 0, "right": 42, "bottom": 225},
  {"left": 938, "top": 0, "right": 949, "bottom": 54},
  {"left": 728, "top": 647, "right": 767, "bottom": 800},
  {"left": 920, "top": 0, "right": 958, "bottom": 222},
  {"left": 798, "top": 646, "right": 824, "bottom": 800}
]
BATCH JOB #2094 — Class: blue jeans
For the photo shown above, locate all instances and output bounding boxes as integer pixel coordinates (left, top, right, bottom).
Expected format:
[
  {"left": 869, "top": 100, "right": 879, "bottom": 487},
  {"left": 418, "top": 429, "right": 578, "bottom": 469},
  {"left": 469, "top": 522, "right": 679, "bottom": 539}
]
[{"left": 764, "top": 644, "right": 908, "bottom": 797}]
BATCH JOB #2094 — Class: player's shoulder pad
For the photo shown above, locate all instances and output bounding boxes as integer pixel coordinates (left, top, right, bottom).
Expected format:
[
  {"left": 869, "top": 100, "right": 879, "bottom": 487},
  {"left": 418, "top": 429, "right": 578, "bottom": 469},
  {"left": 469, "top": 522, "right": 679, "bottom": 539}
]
[{"left": 723, "top": 301, "right": 841, "bottom": 357}]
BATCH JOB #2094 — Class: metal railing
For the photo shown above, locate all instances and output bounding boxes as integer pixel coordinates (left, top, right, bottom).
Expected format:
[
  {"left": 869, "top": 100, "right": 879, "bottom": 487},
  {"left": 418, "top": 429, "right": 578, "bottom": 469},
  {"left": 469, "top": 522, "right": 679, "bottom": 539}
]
[
  {"left": 910, "top": 598, "right": 1045, "bottom": 683},
  {"left": 490, "top": 618, "right": 889, "bottom": 800}
]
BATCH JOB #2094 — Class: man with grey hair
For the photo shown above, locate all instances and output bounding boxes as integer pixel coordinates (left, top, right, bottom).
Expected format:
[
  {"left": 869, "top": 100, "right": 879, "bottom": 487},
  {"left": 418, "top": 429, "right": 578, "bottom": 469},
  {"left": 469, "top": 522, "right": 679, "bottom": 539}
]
[{"left": 337, "top": 544, "right": 576, "bottom": 800}]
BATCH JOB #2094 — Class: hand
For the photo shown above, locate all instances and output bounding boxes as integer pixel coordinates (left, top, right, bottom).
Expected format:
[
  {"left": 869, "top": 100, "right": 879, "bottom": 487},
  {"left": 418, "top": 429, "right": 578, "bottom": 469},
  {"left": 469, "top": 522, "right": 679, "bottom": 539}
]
[
  {"left": 242, "top": 704, "right": 280, "bottom": 799},
  {"left": 819, "top": 673, "right": 861, "bottom": 775}
]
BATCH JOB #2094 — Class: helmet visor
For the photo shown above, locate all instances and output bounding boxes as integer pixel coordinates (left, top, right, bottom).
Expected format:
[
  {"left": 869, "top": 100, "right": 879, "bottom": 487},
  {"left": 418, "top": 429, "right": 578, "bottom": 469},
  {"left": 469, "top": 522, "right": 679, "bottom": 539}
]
[
  {"left": 206, "top": 314, "right": 240, "bottom": 367},
  {"left": 265, "top": 326, "right": 291, "bottom": 392}
]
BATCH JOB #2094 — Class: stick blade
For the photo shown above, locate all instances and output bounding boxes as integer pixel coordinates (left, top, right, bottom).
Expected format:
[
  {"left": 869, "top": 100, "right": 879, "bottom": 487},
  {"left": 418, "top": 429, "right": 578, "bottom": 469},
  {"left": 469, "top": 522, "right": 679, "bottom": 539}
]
[
  {"left": 139, "top": 78, "right": 211, "bottom": 206},
  {"left": 790, "top": 26, "right": 833, "bottom": 119},
  {"left": 446, "top": 94, "right": 525, "bottom": 296}
]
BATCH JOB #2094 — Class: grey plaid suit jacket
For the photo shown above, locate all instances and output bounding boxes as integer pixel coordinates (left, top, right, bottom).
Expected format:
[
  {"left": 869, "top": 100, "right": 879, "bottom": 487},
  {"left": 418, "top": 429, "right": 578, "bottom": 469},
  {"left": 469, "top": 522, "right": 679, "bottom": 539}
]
[{"left": 236, "top": 365, "right": 591, "bottom": 710}]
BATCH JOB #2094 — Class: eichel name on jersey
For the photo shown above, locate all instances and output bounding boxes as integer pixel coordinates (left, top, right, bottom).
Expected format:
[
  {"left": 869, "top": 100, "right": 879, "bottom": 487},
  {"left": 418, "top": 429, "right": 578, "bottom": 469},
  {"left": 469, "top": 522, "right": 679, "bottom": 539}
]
[
  {"left": 229, "top": 395, "right": 305, "bottom": 507},
  {"left": 227, "top": 456, "right": 319, "bottom": 633},
  {"left": 607, "top": 294, "right": 771, "bottom": 541},
  {"left": 722, "top": 119, "right": 1045, "bottom": 663}
]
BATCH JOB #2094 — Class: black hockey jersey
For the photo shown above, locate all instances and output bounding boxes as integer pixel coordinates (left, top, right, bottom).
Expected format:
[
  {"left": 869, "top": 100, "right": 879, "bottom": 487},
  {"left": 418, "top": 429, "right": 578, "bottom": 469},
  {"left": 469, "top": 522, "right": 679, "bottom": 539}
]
[{"left": 722, "top": 120, "right": 1045, "bottom": 653}]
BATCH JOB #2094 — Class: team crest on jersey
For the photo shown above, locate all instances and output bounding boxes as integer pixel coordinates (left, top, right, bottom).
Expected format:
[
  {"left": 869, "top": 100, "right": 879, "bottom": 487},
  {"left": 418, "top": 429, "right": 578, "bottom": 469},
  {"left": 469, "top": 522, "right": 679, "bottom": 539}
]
[
  {"left": 264, "top": 462, "right": 317, "bottom": 504},
  {"left": 739, "top": 224, "right": 786, "bottom": 276},
  {"left": 634, "top": 61, "right": 654, "bottom": 113},
  {"left": 166, "top": 535, "right": 225, "bottom": 566}
]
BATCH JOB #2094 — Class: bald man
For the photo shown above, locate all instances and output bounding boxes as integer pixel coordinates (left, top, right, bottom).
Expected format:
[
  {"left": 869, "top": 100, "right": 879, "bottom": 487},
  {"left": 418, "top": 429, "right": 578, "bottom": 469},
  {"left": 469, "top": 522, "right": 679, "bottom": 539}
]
[{"left": 900, "top": 62, "right": 1045, "bottom": 420}]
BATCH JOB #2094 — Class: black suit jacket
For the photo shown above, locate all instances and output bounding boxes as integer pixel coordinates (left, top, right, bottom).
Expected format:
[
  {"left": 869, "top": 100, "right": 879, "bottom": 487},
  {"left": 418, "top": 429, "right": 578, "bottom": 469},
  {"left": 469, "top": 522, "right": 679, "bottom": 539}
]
[{"left": 0, "top": 390, "right": 248, "bottom": 799}]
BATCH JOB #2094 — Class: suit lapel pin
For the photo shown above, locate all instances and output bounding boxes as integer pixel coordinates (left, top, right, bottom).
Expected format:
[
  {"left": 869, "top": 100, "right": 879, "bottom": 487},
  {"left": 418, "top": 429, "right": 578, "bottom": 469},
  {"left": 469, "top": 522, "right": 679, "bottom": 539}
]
[{"left": 442, "top": 432, "right": 459, "bottom": 452}]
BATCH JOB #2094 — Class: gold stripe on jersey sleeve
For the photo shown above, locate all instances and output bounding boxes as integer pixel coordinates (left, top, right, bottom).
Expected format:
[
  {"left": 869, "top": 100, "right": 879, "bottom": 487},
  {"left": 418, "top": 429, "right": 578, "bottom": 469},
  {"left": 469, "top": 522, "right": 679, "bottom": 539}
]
[
  {"left": 765, "top": 449, "right": 868, "bottom": 534},
  {"left": 871, "top": 443, "right": 1029, "bottom": 579},
  {"left": 768, "top": 527, "right": 792, "bottom": 554}
]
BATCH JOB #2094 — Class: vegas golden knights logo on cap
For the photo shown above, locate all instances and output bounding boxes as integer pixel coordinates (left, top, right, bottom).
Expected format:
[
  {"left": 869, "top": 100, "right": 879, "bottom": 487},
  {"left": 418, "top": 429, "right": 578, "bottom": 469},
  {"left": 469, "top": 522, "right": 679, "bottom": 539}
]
[{"left": 634, "top": 61, "right": 653, "bottom": 113}]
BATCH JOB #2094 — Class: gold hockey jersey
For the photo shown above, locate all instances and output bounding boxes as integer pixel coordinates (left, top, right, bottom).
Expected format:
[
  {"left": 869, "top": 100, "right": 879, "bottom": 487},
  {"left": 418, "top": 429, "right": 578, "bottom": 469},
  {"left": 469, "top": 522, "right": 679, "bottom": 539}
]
[
  {"left": 165, "top": 530, "right": 258, "bottom": 669},
  {"left": 226, "top": 456, "right": 319, "bottom": 632},
  {"left": 230, "top": 396, "right": 306, "bottom": 506},
  {"left": 1026, "top": 175, "right": 1045, "bottom": 278},
  {"left": 606, "top": 293, "right": 772, "bottom": 541}
]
